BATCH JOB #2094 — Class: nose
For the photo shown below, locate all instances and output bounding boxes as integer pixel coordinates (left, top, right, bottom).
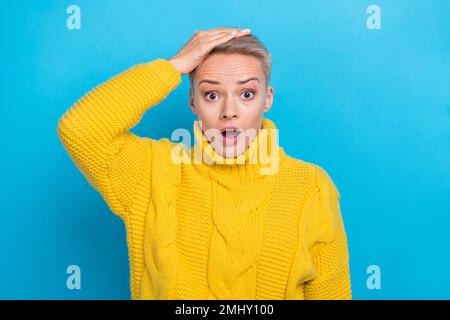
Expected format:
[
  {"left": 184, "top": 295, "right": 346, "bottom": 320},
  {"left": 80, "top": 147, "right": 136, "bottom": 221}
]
[{"left": 220, "top": 98, "right": 238, "bottom": 120}]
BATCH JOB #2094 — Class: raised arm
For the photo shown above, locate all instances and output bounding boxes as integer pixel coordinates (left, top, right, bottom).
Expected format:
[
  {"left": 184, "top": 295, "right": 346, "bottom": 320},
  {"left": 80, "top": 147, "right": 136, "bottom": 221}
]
[
  {"left": 57, "top": 58, "right": 181, "bottom": 220},
  {"left": 57, "top": 27, "right": 252, "bottom": 221}
]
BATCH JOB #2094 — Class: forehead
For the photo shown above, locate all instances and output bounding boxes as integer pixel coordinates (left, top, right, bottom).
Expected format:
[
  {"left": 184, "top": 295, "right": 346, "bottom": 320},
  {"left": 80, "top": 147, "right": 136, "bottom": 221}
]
[{"left": 195, "top": 53, "right": 264, "bottom": 85}]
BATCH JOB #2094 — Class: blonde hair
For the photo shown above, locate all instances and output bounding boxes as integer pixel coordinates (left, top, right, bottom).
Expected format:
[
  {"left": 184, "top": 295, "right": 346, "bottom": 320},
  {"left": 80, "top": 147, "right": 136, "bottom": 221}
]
[{"left": 189, "top": 33, "right": 272, "bottom": 90}]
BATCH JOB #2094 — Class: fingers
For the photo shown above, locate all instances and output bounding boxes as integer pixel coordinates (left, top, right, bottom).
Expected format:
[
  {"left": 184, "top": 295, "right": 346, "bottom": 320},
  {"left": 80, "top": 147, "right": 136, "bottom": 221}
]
[
  {"left": 206, "top": 27, "right": 240, "bottom": 36},
  {"left": 195, "top": 31, "right": 246, "bottom": 54},
  {"left": 202, "top": 29, "right": 252, "bottom": 46},
  {"left": 190, "top": 28, "right": 251, "bottom": 54},
  {"left": 210, "top": 29, "right": 252, "bottom": 51},
  {"left": 216, "top": 29, "right": 251, "bottom": 38},
  {"left": 210, "top": 29, "right": 251, "bottom": 43},
  {"left": 172, "top": 27, "right": 252, "bottom": 74},
  {"left": 195, "top": 27, "right": 251, "bottom": 38}
]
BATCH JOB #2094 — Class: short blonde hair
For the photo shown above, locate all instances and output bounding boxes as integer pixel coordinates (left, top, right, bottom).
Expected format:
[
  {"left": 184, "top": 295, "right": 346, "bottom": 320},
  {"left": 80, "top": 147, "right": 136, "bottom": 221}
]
[{"left": 189, "top": 33, "right": 272, "bottom": 90}]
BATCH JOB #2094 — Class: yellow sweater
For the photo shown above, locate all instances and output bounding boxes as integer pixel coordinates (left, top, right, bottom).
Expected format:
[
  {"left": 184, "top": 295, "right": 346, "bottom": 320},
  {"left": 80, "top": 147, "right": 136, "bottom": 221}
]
[{"left": 57, "top": 58, "right": 352, "bottom": 300}]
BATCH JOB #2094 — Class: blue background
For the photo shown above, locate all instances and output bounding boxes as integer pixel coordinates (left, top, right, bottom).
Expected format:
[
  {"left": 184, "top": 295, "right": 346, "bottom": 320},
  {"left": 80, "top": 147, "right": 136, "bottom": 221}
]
[{"left": 1, "top": 0, "right": 449, "bottom": 299}]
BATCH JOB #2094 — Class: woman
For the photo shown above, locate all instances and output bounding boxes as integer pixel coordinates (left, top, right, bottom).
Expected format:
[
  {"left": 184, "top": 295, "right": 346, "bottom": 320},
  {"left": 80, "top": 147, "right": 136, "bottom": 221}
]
[{"left": 57, "top": 27, "right": 352, "bottom": 300}]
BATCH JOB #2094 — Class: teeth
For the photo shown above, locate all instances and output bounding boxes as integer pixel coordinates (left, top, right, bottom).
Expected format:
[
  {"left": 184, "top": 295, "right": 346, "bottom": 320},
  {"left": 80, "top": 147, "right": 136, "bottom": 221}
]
[{"left": 223, "top": 129, "right": 240, "bottom": 137}]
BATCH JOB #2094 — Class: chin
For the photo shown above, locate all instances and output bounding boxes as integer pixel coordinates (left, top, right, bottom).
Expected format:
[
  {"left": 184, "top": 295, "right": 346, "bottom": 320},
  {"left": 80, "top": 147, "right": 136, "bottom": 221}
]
[{"left": 214, "top": 144, "right": 246, "bottom": 159}]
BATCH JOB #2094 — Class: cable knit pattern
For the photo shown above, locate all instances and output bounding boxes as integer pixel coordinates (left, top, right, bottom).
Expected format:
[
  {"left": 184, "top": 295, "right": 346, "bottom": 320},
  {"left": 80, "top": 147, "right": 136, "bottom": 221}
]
[
  {"left": 57, "top": 58, "right": 352, "bottom": 300},
  {"left": 190, "top": 117, "right": 286, "bottom": 299}
]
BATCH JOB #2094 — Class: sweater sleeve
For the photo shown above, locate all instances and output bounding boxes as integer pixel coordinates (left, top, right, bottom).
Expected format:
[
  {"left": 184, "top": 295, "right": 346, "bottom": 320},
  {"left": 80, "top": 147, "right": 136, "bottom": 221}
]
[
  {"left": 56, "top": 58, "right": 182, "bottom": 220},
  {"left": 304, "top": 165, "right": 352, "bottom": 300}
]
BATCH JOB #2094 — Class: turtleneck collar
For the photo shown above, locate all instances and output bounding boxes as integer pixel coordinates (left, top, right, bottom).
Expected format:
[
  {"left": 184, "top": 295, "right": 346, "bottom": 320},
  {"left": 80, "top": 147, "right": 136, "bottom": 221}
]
[{"left": 190, "top": 117, "right": 288, "bottom": 181}]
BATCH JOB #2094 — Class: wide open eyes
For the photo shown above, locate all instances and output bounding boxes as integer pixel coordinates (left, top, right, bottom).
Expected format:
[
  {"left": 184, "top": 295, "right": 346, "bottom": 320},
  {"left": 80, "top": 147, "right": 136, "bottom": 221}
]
[{"left": 204, "top": 90, "right": 256, "bottom": 102}]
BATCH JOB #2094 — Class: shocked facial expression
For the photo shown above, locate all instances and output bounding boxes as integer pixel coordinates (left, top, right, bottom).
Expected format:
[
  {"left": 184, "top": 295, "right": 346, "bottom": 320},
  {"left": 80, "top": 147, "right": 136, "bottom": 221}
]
[{"left": 189, "top": 53, "right": 274, "bottom": 158}]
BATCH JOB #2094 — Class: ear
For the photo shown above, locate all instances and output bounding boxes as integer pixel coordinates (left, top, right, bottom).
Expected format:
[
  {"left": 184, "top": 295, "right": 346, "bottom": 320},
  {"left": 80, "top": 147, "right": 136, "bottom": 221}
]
[
  {"left": 263, "top": 85, "right": 274, "bottom": 113},
  {"left": 189, "top": 87, "right": 197, "bottom": 115}
]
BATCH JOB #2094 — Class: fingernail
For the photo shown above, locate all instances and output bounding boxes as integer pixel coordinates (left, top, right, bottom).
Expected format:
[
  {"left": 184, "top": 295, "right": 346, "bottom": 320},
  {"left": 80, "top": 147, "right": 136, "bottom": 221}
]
[{"left": 241, "top": 29, "right": 251, "bottom": 33}]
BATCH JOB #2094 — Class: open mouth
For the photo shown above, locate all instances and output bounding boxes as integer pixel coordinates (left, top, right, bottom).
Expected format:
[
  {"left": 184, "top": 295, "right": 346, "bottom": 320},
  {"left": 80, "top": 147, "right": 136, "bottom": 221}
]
[
  {"left": 220, "top": 128, "right": 241, "bottom": 145},
  {"left": 221, "top": 129, "right": 241, "bottom": 137}
]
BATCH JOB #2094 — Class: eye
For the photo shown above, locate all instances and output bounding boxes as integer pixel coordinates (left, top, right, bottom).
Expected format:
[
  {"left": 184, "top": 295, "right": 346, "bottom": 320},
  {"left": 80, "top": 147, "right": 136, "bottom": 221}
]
[
  {"left": 204, "top": 91, "right": 220, "bottom": 101},
  {"left": 241, "top": 90, "right": 255, "bottom": 100}
]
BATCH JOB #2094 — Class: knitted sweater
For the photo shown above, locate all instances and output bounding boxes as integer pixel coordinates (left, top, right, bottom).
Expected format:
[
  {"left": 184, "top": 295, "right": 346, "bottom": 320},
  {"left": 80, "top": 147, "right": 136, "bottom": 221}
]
[{"left": 57, "top": 58, "right": 352, "bottom": 300}]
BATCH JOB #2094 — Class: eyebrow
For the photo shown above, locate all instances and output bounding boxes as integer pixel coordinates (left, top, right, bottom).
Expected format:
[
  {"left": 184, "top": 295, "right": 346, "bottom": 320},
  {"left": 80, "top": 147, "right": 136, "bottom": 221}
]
[{"left": 198, "top": 77, "right": 260, "bottom": 86}]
